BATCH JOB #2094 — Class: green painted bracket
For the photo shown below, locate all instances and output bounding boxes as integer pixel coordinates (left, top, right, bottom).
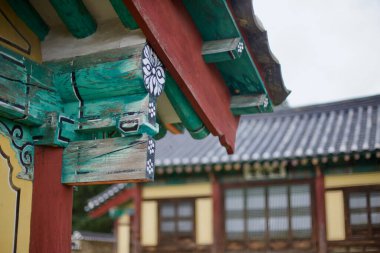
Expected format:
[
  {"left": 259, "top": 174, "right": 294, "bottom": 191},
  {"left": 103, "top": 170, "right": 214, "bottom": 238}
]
[
  {"left": 0, "top": 48, "right": 61, "bottom": 126},
  {"left": 31, "top": 112, "right": 77, "bottom": 147},
  {"left": 202, "top": 37, "right": 244, "bottom": 63},
  {"left": 6, "top": 0, "right": 50, "bottom": 40},
  {"left": 109, "top": 0, "right": 139, "bottom": 30},
  {"left": 165, "top": 75, "right": 209, "bottom": 139},
  {"left": 49, "top": 0, "right": 97, "bottom": 38},
  {"left": 230, "top": 94, "right": 272, "bottom": 115},
  {"left": 183, "top": 0, "right": 273, "bottom": 112},
  {"left": 61, "top": 134, "right": 156, "bottom": 185}
]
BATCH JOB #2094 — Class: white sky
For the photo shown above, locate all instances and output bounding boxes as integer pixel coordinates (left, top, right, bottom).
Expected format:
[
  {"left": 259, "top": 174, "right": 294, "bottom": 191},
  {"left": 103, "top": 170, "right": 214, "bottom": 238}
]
[{"left": 254, "top": 0, "right": 380, "bottom": 106}]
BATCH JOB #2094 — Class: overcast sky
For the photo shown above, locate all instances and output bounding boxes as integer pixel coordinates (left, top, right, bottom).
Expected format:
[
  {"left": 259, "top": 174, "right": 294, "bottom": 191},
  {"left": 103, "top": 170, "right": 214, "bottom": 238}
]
[{"left": 254, "top": 0, "right": 380, "bottom": 106}]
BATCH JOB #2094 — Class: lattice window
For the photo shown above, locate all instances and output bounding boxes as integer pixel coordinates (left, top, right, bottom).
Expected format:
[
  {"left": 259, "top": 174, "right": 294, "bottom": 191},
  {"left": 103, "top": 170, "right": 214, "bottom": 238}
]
[
  {"left": 158, "top": 199, "right": 195, "bottom": 244},
  {"left": 345, "top": 188, "right": 380, "bottom": 239},
  {"left": 224, "top": 183, "right": 314, "bottom": 251}
]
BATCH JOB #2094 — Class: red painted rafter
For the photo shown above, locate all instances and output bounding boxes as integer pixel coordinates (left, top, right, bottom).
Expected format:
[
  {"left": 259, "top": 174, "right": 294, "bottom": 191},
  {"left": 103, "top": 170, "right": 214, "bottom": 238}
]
[
  {"left": 123, "top": 0, "right": 239, "bottom": 153},
  {"left": 89, "top": 188, "right": 137, "bottom": 218}
]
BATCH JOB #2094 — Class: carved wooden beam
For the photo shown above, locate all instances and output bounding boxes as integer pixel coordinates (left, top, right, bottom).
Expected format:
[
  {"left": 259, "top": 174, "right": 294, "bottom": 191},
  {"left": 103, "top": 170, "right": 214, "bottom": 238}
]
[
  {"left": 61, "top": 135, "right": 156, "bottom": 185},
  {"left": 0, "top": 49, "right": 61, "bottom": 126},
  {"left": 230, "top": 94, "right": 270, "bottom": 115},
  {"left": 202, "top": 37, "right": 244, "bottom": 63},
  {"left": 49, "top": 0, "right": 97, "bottom": 38}
]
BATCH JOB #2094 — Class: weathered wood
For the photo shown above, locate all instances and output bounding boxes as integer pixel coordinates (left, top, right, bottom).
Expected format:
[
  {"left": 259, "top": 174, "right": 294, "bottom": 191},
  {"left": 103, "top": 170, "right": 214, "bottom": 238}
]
[
  {"left": 0, "top": 48, "right": 61, "bottom": 126},
  {"left": 202, "top": 37, "right": 244, "bottom": 63},
  {"left": 5, "top": 0, "right": 49, "bottom": 40},
  {"left": 183, "top": 0, "right": 271, "bottom": 98},
  {"left": 31, "top": 112, "right": 77, "bottom": 147},
  {"left": 229, "top": 0, "right": 290, "bottom": 105},
  {"left": 109, "top": 0, "right": 139, "bottom": 30},
  {"left": 123, "top": 0, "right": 239, "bottom": 153},
  {"left": 62, "top": 135, "right": 155, "bottom": 185},
  {"left": 49, "top": 0, "right": 97, "bottom": 39},
  {"left": 30, "top": 147, "right": 73, "bottom": 253},
  {"left": 230, "top": 94, "right": 272, "bottom": 115},
  {"left": 165, "top": 75, "right": 209, "bottom": 139}
]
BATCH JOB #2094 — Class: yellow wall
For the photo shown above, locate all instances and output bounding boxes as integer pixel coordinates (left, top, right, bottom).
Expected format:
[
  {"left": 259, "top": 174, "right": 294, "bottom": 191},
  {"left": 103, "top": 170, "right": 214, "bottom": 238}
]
[
  {"left": 0, "top": 0, "right": 42, "bottom": 62},
  {"left": 0, "top": 133, "right": 33, "bottom": 253},
  {"left": 143, "top": 182, "right": 211, "bottom": 199},
  {"left": 325, "top": 190, "right": 345, "bottom": 241},
  {"left": 196, "top": 198, "right": 213, "bottom": 245},
  {"left": 117, "top": 214, "right": 130, "bottom": 253},
  {"left": 325, "top": 171, "right": 380, "bottom": 188},
  {"left": 141, "top": 201, "right": 158, "bottom": 246}
]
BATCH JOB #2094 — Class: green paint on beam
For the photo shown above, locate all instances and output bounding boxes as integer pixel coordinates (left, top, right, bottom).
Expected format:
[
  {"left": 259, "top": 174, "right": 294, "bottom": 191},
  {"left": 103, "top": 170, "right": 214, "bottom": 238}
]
[
  {"left": 6, "top": 0, "right": 50, "bottom": 40},
  {"left": 50, "top": 0, "right": 97, "bottom": 39},
  {"left": 165, "top": 75, "right": 209, "bottom": 140},
  {"left": 109, "top": 0, "right": 139, "bottom": 30},
  {"left": 154, "top": 117, "right": 167, "bottom": 140},
  {"left": 183, "top": 0, "right": 273, "bottom": 112}
]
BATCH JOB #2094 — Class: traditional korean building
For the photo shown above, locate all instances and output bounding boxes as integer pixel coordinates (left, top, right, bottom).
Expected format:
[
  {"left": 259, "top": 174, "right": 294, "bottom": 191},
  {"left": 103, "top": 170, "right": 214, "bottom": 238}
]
[
  {"left": 0, "top": 0, "right": 288, "bottom": 253},
  {"left": 87, "top": 95, "right": 380, "bottom": 253}
]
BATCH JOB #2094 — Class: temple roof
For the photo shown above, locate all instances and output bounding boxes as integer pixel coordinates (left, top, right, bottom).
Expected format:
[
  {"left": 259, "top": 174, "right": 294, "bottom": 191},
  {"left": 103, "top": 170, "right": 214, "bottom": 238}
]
[{"left": 156, "top": 95, "right": 380, "bottom": 168}]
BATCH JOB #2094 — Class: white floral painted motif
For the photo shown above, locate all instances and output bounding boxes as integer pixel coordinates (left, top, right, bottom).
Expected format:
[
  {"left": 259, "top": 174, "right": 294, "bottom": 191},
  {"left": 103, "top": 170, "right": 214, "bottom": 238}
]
[
  {"left": 148, "top": 102, "right": 156, "bottom": 119},
  {"left": 146, "top": 159, "right": 154, "bottom": 175},
  {"left": 142, "top": 45, "right": 165, "bottom": 96},
  {"left": 148, "top": 139, "right": 155, "bottom": 155},
  {"left": 237, "top": 41, "right": 244, "bottom": 54},
  {"left": 263, "top": 97, "right": 269, "bottom": 108}
]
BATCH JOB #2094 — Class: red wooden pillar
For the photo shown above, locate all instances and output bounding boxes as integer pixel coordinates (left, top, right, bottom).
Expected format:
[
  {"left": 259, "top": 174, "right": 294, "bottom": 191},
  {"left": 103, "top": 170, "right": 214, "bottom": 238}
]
[
  {"left": 211, "top": 174, "right": 224, "bottom": 253},
  {"left": 30, "top": 147, "right": 73, "bottom": 253},
  {"left": 132, "top": 184, "right": 142, "bottom": 253},
  {"left": 315, "top": 166, "right": 327, "bottom": 253}
]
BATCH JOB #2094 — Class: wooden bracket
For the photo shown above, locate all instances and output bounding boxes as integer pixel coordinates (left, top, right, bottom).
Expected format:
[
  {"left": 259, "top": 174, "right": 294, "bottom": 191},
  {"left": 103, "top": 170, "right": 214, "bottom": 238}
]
[
  {"left": 202, "top": 37, "right": 244, "bottom": 63},
  {"left": 61, "top": 135, "right": 156, "bottom": 185},
  {"left": 230, "top": 94, "right": 272, "bottom": 115},
  {"left": 31, "top": 112, "right": 77, "bottom": 147}
]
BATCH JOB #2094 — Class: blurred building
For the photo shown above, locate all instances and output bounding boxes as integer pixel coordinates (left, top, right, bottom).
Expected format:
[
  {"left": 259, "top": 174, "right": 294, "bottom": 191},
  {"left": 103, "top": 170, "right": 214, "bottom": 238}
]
[{"left": 86, "top": 95, "right": 380, "bottom": 253}]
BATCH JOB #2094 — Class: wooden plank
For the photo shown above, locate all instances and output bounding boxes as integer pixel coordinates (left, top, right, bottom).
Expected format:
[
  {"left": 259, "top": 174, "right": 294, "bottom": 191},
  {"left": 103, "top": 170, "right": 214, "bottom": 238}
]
[
  {"left": 49, "top": 0, "right": 97, "bottom": 39},
  {"left": 124, "top": 0, "right": 238, "bottom": 153},
  {"left": 30, "top": 147, "right": 73, "bottom": 253},
  {"left": 230, "top": 94, "right": 272, "bottom": 115},
  {"left": 109, "top": 0, "right": 139, "bottom": 30},
  {"left": 62, "top": 135, "right": 156, "bottom": 185},
  {"left": 5, "top": 0, "right": 49, "bottom": 40},
  {"left": 202, "top": 37, "right": 244, "bottom": 63}
]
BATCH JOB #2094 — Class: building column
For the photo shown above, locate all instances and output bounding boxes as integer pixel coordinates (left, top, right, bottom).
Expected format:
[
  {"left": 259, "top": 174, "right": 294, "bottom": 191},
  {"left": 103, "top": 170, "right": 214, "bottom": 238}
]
[
  {"left": 211, "top": 174, "right": 223, "bottom": 253},
  {"left": 29, "top": 147, "right": 73, "bottom": 253},
  {"left": 315, "top": 166, "right": 327, "bottom": 253},
  {"left": 132, "top": 184, "right": 142, "bottom": 253}
]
